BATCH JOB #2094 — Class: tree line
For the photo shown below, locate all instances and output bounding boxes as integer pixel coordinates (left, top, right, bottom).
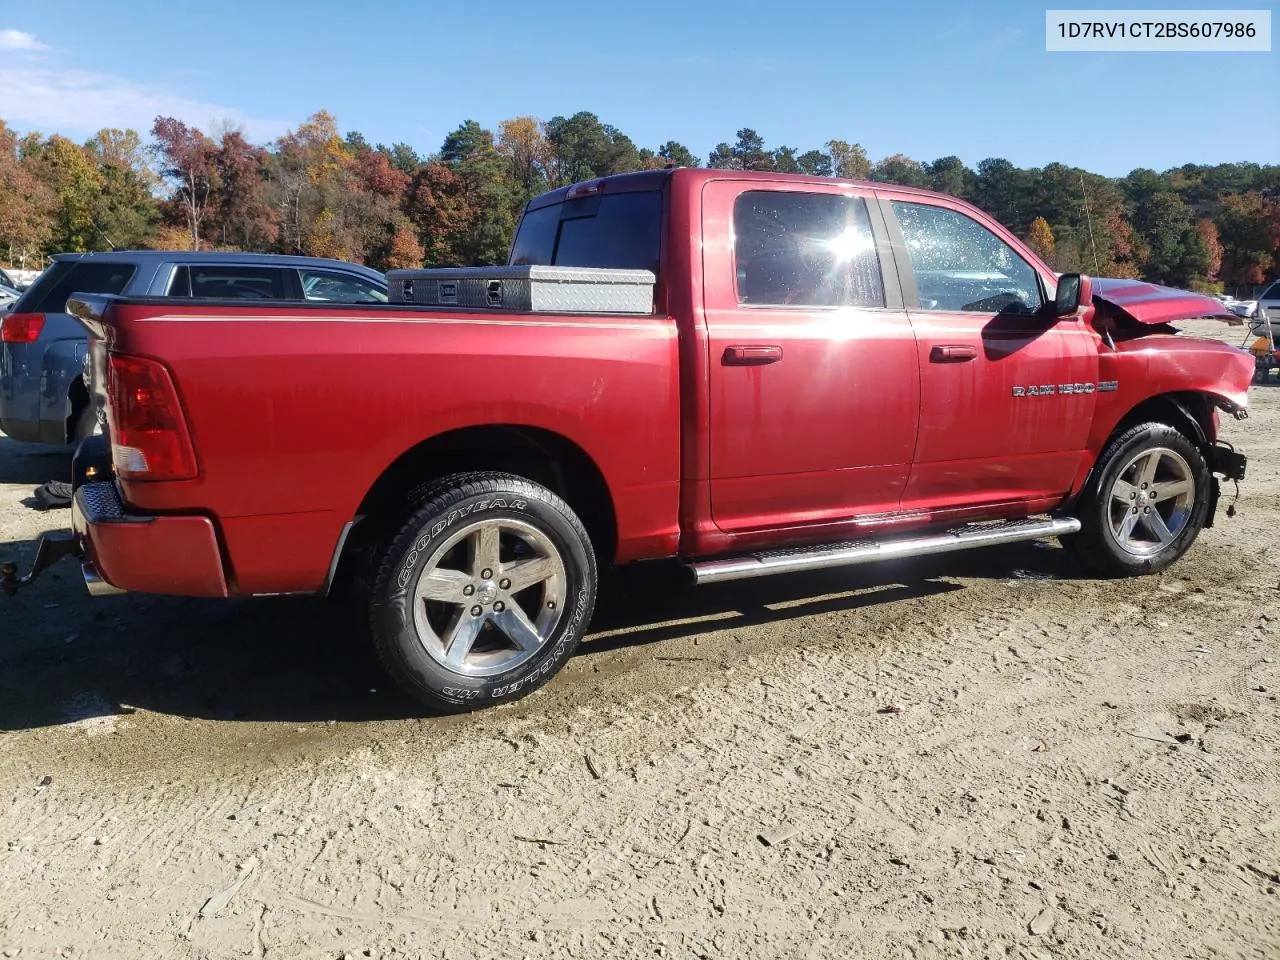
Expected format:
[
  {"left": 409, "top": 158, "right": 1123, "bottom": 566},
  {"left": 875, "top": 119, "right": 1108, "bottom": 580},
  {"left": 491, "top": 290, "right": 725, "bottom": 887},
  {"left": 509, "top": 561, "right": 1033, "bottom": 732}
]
[{"left": 1, "top": 111, "right": 1277, "bottom": 295}]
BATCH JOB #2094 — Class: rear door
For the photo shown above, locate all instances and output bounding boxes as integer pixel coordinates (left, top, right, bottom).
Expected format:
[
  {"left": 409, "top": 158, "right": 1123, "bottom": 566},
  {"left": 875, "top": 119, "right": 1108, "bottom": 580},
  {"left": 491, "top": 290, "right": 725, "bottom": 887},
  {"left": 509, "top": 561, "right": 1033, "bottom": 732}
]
[
  {"left": 701, "top": 180, "right": 920, "bottom": 533},
  {"left": 879, "top": 193, "right": 1099, "bottom": 510},
  {"left": 164, "top": 264, "right": 295, "bottom": 300}
]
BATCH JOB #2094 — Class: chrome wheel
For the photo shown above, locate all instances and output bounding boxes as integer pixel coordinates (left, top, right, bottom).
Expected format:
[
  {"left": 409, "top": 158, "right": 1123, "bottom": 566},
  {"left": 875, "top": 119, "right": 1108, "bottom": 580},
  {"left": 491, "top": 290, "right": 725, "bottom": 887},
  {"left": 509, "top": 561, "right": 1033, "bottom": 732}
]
[
  {"left": 1106, "top": 447, "right": 1196, "bottom": 558},
  {"left": 410, "top": 517, "right": 567, "bottom": 678}
]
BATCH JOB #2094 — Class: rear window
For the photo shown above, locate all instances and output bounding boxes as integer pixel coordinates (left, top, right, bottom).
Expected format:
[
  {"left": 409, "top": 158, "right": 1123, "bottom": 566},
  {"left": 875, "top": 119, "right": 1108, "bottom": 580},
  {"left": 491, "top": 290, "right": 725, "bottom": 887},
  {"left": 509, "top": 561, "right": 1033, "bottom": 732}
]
[
  {"left": 1262, "top": 282, "right": 1280, "bottom": 301},
  {"left": 20, "top": 261, "right": 137, "bottom": 313},
  {"left": 509, "top": 190, "right": 662, "bottom": 275}
]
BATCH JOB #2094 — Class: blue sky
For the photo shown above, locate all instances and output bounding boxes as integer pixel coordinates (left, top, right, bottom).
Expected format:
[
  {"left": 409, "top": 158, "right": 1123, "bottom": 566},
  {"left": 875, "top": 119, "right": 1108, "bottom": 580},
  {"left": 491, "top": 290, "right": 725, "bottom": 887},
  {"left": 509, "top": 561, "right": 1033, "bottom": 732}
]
[{"left": 1, "top": 0, "right": 1274, "bottom": 176}]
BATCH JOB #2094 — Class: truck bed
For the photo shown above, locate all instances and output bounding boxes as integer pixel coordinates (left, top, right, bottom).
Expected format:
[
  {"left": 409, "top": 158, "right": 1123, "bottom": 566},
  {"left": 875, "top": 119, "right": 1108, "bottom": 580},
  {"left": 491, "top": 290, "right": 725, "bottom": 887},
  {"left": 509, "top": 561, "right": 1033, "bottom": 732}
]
[{"left": 75, "top": 296, "right": 683, "bottom": 594}]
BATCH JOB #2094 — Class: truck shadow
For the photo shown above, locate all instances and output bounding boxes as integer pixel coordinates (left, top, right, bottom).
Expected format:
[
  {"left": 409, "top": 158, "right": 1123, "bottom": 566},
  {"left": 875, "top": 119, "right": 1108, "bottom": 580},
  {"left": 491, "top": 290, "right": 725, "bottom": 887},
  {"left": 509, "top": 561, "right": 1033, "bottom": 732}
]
[
  {"left": 0, "top": 436, "right": 72, "bottom": 487},
  {"left": 0, "top": 532, "right": 1080, "bottom": 732}
]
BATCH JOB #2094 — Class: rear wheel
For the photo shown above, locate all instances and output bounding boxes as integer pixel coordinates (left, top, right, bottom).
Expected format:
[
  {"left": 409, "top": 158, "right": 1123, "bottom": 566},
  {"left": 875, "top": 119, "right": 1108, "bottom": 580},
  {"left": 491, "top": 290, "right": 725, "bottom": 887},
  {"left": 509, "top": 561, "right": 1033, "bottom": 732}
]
[
  {"left": 1066, "top": 422, "right": 1211, "bottom": 577},
  {"left": 368, "top": 472, "right": 597, "bottom": 713}
]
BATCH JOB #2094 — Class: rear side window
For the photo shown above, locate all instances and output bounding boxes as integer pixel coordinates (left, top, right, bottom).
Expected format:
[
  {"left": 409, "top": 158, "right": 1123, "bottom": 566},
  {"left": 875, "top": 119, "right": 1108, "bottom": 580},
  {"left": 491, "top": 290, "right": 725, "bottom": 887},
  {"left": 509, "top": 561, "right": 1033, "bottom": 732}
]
[
  {"left": 170, "top": 265, "right": 288, "bottom": 300},
  {"left": 22, "top": 261, "right": 137, "bottom": 313},
  {"left": 509, "top": 191, "right": 663, "bottom": 275},
  {"left": 300, "top": 269, "right": 388, "bottom": 303},
  {"left": 733, "top": 191, "right": 885, "bottom": 308}
]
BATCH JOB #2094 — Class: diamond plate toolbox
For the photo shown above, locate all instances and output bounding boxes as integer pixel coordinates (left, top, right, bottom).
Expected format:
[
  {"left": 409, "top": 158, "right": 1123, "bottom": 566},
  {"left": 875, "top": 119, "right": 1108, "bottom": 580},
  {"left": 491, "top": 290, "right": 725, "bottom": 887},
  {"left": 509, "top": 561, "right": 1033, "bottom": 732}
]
[{"left": 385, "top": 265, "right": 656, "bottom": 314}]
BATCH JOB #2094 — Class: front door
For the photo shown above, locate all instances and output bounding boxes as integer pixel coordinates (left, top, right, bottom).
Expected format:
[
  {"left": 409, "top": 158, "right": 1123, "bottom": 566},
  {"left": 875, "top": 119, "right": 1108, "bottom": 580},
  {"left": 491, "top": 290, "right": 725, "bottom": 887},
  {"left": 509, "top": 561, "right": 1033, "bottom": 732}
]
[
  {"left": 701, "top": 181, "right": 920, "bottom": 534},
  {"left": 880, "top": 194, "right": 1100, "bottom": 510}
]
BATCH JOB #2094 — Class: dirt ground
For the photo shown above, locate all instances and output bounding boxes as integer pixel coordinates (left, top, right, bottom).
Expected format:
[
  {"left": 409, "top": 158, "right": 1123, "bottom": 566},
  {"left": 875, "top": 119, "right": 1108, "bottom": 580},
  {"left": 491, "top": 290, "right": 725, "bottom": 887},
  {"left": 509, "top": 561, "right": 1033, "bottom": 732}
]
[{"left": 0, "top": 320, "right": 1277, "bottom": 960}]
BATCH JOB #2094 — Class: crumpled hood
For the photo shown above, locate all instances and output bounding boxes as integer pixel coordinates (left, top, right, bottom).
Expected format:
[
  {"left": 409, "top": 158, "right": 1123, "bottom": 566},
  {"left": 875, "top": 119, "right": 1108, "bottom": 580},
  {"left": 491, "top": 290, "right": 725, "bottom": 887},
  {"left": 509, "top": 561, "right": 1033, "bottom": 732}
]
[{"left": 1091, "top": 277, "right": 1242, "bottom": 326}]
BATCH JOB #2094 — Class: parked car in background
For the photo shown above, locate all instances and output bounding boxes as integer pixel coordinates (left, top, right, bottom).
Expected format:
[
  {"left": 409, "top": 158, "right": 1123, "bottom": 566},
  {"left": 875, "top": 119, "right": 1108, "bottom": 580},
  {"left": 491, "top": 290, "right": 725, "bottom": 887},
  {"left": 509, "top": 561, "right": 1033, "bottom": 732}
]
[
  {"left": 0, "top": 251, "right": 387, "bottom": 445},
  {"left": 1230, "top": 299, "right": 1258, "bottom": 319},
  {"left": 0, "top": 283, "right": 21, "bottom": 311},
  {"left": 1250, "top": 279, "right": 1280, "bottom": 338}
]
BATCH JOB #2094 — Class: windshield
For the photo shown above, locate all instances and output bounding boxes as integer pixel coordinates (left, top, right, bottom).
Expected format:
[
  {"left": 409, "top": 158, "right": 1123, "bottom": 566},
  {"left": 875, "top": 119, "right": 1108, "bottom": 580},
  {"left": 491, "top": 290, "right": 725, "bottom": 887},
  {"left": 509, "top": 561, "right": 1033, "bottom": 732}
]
[{"left": 509, "top": 190, "right": 662, "bottom": 276}]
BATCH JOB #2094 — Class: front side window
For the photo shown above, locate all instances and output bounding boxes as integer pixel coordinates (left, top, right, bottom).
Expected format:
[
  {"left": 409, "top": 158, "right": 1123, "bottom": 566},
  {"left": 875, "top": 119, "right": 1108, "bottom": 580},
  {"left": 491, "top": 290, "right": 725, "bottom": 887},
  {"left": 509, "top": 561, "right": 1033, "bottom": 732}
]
[
  {"left": 892, "top": 201, "right": 1044, "bottom": 314},
  {"left": 300, "top": 269, "right": 388, "bottom": 303},
  {"left": 733, "top": 191, "right": 885, "bottom": 308},
  {"left": 171, "top": 265, "right": 288, "bottom": 300}
]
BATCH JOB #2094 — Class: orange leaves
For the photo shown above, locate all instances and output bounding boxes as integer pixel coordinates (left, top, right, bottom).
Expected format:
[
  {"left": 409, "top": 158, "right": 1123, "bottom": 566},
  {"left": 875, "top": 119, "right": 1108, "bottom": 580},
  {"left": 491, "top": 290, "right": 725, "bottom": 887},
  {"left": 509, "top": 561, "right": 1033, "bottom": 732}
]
[{"left": 1025, "top": 217, "right": 1055, "bottom": 262}]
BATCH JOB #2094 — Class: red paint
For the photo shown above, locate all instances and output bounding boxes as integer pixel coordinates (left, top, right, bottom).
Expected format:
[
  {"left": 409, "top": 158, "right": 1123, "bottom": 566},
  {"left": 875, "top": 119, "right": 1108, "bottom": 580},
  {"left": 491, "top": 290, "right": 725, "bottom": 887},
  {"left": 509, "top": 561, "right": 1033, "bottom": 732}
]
[
  {"left": 1092, "top": 278, "right": 1239, "bottom": 326},
  {"left": 73, "top": 498, "right": 228, "bottom": 597},
  {"left": 65, "top": 169, "right": 1255, "bottom": 597}
]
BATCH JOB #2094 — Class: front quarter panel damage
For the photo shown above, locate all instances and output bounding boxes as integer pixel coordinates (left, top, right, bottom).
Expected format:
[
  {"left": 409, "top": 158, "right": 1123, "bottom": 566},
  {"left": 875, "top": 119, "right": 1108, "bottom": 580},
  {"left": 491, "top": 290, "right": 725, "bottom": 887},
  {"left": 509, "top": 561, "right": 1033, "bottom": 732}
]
[{"left": 1064, "top": 326, "right": 1253, "bottom": 507}]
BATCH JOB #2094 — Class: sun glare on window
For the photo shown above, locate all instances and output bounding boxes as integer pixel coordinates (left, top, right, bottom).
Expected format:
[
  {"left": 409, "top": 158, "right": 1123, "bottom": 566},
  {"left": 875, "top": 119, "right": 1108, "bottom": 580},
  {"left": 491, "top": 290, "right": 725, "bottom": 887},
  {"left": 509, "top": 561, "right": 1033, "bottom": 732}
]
[{"left": 821, "top": 229, "right": 874, "bottom": 261}]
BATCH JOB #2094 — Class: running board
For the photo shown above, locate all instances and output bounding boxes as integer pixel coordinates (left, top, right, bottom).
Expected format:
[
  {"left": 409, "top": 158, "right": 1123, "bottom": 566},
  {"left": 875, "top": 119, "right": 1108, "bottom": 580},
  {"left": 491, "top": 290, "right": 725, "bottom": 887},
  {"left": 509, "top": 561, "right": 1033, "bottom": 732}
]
[{"left": 686, "top": 517, "right": 1082, "bottom": 586}]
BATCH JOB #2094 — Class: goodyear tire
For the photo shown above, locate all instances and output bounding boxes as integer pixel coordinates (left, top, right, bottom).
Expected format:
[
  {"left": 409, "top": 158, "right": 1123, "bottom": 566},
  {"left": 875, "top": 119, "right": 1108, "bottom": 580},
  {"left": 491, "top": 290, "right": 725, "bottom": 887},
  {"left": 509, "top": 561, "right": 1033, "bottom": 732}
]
[
  {"left": 1067, "top": 422, "right": 1212, "bottom": 577},
  {"left": 368, "top": 472, "right": 597, "bottom": 713}
]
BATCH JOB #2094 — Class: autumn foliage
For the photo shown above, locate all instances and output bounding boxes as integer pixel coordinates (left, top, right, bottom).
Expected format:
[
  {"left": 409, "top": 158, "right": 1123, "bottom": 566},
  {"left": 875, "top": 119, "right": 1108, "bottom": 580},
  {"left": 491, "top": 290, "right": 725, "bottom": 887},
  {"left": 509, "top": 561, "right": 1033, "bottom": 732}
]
[
  {"left": 0, "top": 110, "right": 1276, "bottom": 295},
  {"left": 1025, "top": 217, "right": 1055, "bottom": 262}
]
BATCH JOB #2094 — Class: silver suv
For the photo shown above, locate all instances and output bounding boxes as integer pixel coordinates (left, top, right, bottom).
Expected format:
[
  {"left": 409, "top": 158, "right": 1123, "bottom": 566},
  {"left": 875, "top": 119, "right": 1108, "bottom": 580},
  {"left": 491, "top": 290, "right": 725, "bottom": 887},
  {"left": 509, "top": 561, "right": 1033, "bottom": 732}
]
[
  {"left": 1252, "top": 279, "right": 1280, "bottom": 340},
  {"left": 1, "top": 251, "right": 387, "bottom": 446}
]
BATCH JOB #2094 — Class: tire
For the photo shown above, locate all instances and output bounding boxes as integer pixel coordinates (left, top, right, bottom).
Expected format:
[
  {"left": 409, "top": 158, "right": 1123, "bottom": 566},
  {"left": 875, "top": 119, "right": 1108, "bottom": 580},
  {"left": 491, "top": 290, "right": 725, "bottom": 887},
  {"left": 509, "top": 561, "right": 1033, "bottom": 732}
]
[
  {"left": 69, "top": 394, "right": 102, "bottom": 444},
  {"left": 367, "top": 472, "right": 597, "bottom": 713},
  {"left": 1066, "top": 422, "right": 1212, "bottom": 577}
]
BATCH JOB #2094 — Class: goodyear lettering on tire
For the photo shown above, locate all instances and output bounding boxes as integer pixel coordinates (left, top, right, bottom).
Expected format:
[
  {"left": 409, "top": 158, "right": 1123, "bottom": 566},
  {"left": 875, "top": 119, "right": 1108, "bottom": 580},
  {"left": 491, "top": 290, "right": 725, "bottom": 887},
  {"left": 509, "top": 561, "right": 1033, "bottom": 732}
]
[{"left": 395, "top": 497, "right": 529, "bottom": 589}]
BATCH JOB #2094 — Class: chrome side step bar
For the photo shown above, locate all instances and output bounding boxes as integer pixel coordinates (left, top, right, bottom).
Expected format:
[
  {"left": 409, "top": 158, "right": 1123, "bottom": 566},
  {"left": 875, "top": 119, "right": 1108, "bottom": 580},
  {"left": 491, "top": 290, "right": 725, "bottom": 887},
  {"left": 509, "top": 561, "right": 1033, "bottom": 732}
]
[{"left": 687, "top": 517, "right": 1082, "bottom": 586}]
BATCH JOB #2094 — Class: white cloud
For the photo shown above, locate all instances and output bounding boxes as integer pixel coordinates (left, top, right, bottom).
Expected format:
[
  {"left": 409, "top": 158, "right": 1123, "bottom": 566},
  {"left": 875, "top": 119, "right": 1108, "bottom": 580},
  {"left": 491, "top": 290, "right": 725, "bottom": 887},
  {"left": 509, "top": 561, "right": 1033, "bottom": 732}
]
[
  {"left": 0, "top": 28, "right": 46, "bottom": 52},
  {"left": 0, "top": 31, "right": 289, "bottom": 143}
]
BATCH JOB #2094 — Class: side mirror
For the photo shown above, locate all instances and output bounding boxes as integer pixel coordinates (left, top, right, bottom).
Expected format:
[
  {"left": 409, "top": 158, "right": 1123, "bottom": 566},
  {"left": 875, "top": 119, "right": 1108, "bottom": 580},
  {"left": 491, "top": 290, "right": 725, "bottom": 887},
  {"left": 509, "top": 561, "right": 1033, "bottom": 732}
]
[{"left": 1053, "top": 273, "right": 1092, "bottom": 317}]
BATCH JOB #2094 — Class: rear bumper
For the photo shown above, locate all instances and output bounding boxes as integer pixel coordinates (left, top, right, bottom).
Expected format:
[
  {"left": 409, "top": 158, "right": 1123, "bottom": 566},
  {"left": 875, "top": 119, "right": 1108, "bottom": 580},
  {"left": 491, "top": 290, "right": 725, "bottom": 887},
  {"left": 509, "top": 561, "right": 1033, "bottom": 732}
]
[{"left": 73, "top": 481, "right": 230, "bottom": 598}]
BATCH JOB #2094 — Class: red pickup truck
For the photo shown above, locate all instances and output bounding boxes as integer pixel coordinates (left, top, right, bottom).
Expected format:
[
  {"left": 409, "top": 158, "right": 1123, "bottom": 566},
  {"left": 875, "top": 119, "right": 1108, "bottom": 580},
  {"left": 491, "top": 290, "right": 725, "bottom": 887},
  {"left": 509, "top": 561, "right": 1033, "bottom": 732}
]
[{"left": 7, "top": 169, "right": 1252, "bottom": 712}]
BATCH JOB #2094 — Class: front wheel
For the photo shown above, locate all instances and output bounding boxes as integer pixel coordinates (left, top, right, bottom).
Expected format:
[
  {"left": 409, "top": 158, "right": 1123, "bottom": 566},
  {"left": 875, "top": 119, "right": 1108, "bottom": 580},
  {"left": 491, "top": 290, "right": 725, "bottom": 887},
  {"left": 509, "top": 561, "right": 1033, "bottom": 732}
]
[
  {"left": 1066, "top": 422, "right": 1212, "bottom": 577},
  {"left": 368, "top": 472, "right": 597, "bottom": 713}
]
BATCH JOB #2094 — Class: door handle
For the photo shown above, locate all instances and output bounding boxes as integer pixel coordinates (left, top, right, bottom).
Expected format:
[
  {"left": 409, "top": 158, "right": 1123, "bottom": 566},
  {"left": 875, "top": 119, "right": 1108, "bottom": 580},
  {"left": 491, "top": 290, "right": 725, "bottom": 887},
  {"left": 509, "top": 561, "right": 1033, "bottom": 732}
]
[
  {"left": 930, "top": 344, "right": 978, "bottom": 363},
  {"left": 723, "top": 345, "right": 783, "bottom": 365}
]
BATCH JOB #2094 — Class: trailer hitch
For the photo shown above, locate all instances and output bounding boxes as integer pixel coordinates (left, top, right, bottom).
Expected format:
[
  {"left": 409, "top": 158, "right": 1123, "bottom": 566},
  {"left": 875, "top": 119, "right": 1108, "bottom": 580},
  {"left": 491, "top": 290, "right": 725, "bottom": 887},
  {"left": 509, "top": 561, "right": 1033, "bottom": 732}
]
[{"left": 0, "top": 533, "right": 82, "bottom": 597}]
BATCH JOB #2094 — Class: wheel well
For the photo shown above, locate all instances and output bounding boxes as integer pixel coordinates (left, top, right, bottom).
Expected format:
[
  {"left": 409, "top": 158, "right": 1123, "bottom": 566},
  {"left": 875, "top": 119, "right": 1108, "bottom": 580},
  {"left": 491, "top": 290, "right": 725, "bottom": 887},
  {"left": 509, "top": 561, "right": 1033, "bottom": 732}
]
[
  {"left": 1067, "top": 391, "right": 1228, "bottom": 511},
  {"left": 350, "top": 425, "right": 618, "bottom": 565},
  {"left": 1112, "top": 392, "right": 1217, "bottom": 449},
  {"left": 65, "top": 376, "right": 89, "bottom": 442}
]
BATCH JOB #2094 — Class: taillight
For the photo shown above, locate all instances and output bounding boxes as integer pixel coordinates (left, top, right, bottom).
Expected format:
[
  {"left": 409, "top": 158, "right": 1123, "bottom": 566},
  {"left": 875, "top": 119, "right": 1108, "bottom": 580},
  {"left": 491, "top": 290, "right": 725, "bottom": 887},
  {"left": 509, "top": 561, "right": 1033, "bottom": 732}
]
[
  {"left": 0, "top": 312, "right": 46, "bottom": 343},
  {"left": 565, "top": 179, "right": 605, "bottom": 199},
  {"left": 105, "top": 353, "right": 198, "bottom": 481}
]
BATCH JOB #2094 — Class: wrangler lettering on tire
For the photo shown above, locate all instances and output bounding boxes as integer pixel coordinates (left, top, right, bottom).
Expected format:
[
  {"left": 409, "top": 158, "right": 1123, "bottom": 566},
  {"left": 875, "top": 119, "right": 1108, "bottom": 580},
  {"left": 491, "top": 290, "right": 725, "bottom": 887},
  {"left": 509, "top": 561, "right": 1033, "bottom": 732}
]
[{"left": 368, "top": 472, "right": 598, "bottom": 713}]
